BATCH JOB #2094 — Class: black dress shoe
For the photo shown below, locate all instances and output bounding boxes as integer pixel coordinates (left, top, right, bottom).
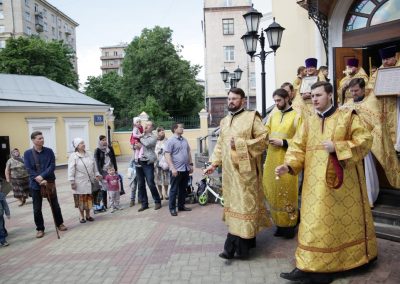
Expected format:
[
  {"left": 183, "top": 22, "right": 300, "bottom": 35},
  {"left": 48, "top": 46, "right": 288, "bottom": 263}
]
[
  {"left": 178, "top": 206, "right": 192, "bottom": 212},
  {"left": 218, "top": 251, "right": 234, "bottom": 260},
  {"left": 280, "top": 268, "right": 333, "bottom": 284},
  {"left": 138, "top": 206, "right": 149, "bottom": 212},
  {"left": 274, "top": 227, "right": 285, "bottom": 237},
  {"left": 280, "top": 268, "right": 309, "bottom": 282},
  {"left": 170, "top": 210, "right": 177, "bottom": 216}
]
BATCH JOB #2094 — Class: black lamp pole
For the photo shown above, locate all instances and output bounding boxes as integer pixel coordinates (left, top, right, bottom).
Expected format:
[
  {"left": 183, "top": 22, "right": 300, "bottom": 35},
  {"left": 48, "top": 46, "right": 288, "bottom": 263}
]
[{"left": 242, "top": 6, "right": 284, "bottom": 118}]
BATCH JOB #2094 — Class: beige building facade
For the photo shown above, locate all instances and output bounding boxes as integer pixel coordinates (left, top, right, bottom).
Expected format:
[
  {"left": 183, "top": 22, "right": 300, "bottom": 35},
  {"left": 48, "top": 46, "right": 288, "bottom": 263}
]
[
  {"left": 100, "top": 43, "right": 128, "bottom": 75},
  {"left": 203, "top": 0, "right": 256, "bottom": 126},
  {"left": 0, "top": 0, "right": 78, "bottom": 69}
]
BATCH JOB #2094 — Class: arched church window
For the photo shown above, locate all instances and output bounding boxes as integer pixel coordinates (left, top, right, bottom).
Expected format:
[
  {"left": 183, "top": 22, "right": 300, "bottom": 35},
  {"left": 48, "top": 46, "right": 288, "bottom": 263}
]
[{"left": 344, "top": 0, "right": 400, "bottom": 32}]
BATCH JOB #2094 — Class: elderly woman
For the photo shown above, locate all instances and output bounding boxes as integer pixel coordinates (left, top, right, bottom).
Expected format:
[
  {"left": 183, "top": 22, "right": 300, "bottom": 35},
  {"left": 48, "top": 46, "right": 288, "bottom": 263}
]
[
  {"left": 5, "top": 148, "right": 30, "bottom": 206},
  {"left": 68, "top": 138, "right": 101, "bottom": 223}
]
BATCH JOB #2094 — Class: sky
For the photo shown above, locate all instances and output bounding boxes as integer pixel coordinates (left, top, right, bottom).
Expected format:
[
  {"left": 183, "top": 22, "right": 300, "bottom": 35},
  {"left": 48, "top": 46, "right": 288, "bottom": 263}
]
[{"left": 48, "top": 0, "right": 205, "bottom": 87}]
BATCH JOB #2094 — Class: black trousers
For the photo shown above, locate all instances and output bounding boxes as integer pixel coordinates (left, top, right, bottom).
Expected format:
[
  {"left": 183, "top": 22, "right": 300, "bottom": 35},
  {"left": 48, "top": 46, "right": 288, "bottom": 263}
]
[
  {"left": 224, "top": 233, "right": 256, "bottom": 258},
  {"left": 31, "top": 189, "right": 64, "bottom": 231},
  {"left": 168, "top": 171, "right": 189, "bottom": 211}
]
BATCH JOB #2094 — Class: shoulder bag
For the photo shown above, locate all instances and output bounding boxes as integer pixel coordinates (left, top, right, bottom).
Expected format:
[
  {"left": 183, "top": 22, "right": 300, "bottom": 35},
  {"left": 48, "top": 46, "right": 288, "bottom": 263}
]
[{"left": 79, "top": 156, "right": 100, "bottom": 193}]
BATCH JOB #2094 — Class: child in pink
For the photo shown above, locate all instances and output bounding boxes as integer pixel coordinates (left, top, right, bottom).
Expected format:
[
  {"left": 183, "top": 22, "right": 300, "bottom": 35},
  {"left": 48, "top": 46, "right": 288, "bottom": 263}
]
[
  {"left": 130, "top": 117, "right": 144, "bottom": 162},
  {"left": 105, "top": 167, "right": 121, "bottom": 213}
]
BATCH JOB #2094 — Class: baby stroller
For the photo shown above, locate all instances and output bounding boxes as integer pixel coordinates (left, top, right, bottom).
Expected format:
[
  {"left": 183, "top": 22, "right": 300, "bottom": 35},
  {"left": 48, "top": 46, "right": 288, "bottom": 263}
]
[{"left": 186, "top": 175, "right": 197, "bottom": 204}]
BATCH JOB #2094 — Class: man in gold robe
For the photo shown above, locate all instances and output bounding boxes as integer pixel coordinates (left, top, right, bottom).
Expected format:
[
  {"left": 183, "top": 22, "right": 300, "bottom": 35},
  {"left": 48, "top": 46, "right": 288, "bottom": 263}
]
[
  {"left": 337, "top": 58, "right": 369, "bottom": 105},
  {"left": 367, "top": 45, "right": 400, "bottom": 152},
  {"left": 263, "top": 88, "right": 302, "bottom": 239},
  {"left": 297, "top": 58, "right": 326, "bottom": 117},
  {"left": 276, "top": 81, "right": 377, "bottom": 283},
  {"left": 205, "top": 87, "right": 271, "bottom": 260},
  {"left": 342, "top": 78, "right": 400, "bottom": 206}
]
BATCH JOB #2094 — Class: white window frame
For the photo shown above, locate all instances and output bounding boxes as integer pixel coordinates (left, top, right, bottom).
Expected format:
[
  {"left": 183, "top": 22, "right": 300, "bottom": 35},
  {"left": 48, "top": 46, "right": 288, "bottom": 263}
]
[
  {"left": 25, "top": 11, "right": 31, "bottom": 22},
  {"left": 222, "top": 18, "right": 234, "bottom": 35},
  {"left": 26, "top": 26, "right": 32, "bottom": 35},
  {"left": 0, "top": 40, "right": 6, "bottom": 49},
  {"left": 63, "top": 117, "right": 90, "bottom": 154},
  {"left": 0, "top": 25, "right": 5, "bottom": 33},
  {"left": 223, "top": 46, "right": 235, "bottom": 62},
  {"left": 26, "top": 118, "right": 57, "bottom": 155},
  {"left": 0, "top": 11, "right": 4, "bottom": 20}
]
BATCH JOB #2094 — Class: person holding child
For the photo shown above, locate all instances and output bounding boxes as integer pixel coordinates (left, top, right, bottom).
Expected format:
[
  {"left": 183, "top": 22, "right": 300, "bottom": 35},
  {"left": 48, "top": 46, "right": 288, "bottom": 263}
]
[{"left": 130, "top": 117, "right": 144, "bottom": 162}]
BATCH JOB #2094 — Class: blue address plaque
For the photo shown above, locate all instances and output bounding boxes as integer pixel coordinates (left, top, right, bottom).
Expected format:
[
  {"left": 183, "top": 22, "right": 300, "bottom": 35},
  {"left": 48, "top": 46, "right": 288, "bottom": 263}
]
[{"left": 94, "top": 115, "right": 104, "bottom": 125}]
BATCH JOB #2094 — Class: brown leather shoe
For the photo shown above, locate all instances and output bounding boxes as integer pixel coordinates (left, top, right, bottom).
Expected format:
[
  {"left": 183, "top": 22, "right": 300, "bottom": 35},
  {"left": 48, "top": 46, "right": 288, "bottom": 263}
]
[
  {"left": 154, "top": 203, "right": 162, "bottom": 210},
  {"left": 36, "top": 230, "right": 45, "bottom": 238},
  {"left": 58, "top": 224, "right": 68, "bottom": 231}
]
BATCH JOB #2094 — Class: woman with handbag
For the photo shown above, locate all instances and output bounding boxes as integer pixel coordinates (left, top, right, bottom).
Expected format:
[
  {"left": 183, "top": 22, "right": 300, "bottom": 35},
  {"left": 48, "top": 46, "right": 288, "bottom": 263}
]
[
  {"left": 68, "top": 138, "right": 101, "bottom": 223},
  {"left": 5, "top": 148, "right": 30, "bottom": 206}
]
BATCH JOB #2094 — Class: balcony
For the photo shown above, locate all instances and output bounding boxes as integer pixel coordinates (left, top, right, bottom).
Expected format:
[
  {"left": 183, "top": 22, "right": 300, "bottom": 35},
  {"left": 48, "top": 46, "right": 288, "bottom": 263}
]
[
  {"left": 35, "top": 13, "right": 44, "bottom": 32},
  {"left": 100, "top": 54, "right": 124, "bottom": 60}
]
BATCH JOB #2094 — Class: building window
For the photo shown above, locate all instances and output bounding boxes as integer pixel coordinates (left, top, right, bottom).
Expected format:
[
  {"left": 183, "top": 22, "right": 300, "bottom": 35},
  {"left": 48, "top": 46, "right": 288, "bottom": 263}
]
[
  {"left": 0, "top": 11, "right": 3, "bottom": 20},
  {"left": 25, "top": 0, "right": 30, "bottom": 7},
  {"left": 250, "top": 72, "right": 256, "bottom": 89},
  {"left": 26, "top": 118, "right": 57, "bottom": 156},
  {"left": 44, "top": 22, "right": 48, "bottom": 32},
  {"left": 34, "top": 3, "right": 39, "bottom": 13},
  {"left": 105, "top": 51, "right": 109, "bottom": 56},
  {"left": 224, "top": 46, "right": 235, "bottom": 62},
  {"left": 52, "top": 14, "right": 55, "bottom": 24},
  {"left": 345, "top": 0, "right": 400, "bottom": 31},
  {"left": 224, "top": 0, "right": 232, "bottom": 7},
  {"left": 222, "top": 19, "right": 234, "bottom": 35},
  {"left": 58, "top": 19, "right": 61, "bottom": 29},
  {"left": 58, "top": 31, "right": 62, "bottom": 39},
  {"left": 0, "top": 40, "right": 5, "bottom": 49},
  {"left": 52, "top": 26, "right": 56, "bottom": 36},
  {"left": 26, "top": 26, "right": 32, "bottom": 35},
  {"left": 25, "top": 11, "right": 31, "bottom": 22},
  {"left": 43, "top": 9, "right": 47, "bottom": 18},
  {"left": 0, "top": 25, "right": 4, "bottom": 33},
  {"left": 114, "top": 51, "right": 118, "bottom": 56}
]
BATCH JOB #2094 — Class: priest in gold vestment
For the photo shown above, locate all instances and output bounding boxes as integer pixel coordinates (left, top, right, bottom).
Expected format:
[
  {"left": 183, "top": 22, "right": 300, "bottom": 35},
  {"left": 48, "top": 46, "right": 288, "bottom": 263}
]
[
  {"left": 367, "top": 45, "right": 400, "bottom": 152},
  {"left": 296, "top": 58, "right": 326, "bottom": 117},
  {"left": 263, "top": 88, "right": 302, "bottom": 239},
  {"left": 337, "top": 58, "right": 369, "bottom": 105},
  {"left": 342, "top": 78, "right": 400, "bottom": 206},
  {"left": 206, "top": 88, "right": 271, "bottom": 260},
  {"left": 277, "top": 82, "right": 377, "bottom": 284}
]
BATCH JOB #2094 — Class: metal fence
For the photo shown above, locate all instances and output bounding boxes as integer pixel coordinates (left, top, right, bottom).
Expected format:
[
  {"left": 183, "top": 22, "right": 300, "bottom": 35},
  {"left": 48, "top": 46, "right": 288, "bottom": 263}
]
[{"left": 114, "top": 115, "right": 200, "bottom": 132}]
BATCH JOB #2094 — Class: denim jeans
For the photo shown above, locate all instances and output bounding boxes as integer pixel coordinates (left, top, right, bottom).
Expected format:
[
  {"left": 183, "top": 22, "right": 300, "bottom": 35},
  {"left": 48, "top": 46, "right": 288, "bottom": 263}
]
[
  {"left": 168, "top": 171, "right": 189, "bottom": 211},
  {"left": 129, "top": 176, "right": 139, "bottom": 201},
  {"left": 31, "top": 188, "right": 64, "bottom": 231},
  {"left": 0, "top": 211, "right": 6, "bottom": 243},
  {"left": 136, "top": 162, "right": 161, "bottom": 208}
]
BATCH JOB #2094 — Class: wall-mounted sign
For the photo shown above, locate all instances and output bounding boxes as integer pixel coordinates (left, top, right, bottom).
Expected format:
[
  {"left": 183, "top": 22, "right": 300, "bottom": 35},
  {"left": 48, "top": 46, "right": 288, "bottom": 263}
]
[{"left": 94, "top": 115, "right": 104, "bottom": 125}]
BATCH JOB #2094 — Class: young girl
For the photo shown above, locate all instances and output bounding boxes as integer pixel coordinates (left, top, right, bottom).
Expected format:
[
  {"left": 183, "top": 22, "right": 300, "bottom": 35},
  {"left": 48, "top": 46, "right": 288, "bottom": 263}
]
[
  {"left": 130, "top": 117, "right": 144, "bottom": 162},
  {"left": 105, "top": 167, "right": 121, "bottom": 213}
]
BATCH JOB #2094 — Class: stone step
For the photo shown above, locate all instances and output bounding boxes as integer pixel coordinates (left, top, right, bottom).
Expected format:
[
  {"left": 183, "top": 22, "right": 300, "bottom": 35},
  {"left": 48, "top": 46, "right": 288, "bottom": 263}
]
[
  {"left": 376, "top": 188, "right": 400, "bottom": 207},
  {"left": 374, "top": 223, "right": 400, "bottom": 242},
  {"left": 372, "top": 204, "right": 400, "bottom": 227}
]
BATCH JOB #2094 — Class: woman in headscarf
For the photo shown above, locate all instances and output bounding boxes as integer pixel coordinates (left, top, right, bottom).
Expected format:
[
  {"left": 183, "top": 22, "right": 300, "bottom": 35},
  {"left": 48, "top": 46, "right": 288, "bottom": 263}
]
[
  {"left": 68, "top": 138, "right": 101, "bottom": 223},
  {"left": 5, "top": 148, "right": 30, "bottom": 206},
  {"left": 94, "top": 135, "right": 118, "bottom": 210}
]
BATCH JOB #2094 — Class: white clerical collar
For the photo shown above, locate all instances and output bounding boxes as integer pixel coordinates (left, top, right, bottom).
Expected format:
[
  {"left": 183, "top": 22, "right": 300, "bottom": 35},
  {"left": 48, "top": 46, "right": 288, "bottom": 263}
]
[
  {"left": 316, "top": 104, "right": 334, "bottom": 117},
  {"left": 229, "top": 108, "right": 244, "bottom": 116}
]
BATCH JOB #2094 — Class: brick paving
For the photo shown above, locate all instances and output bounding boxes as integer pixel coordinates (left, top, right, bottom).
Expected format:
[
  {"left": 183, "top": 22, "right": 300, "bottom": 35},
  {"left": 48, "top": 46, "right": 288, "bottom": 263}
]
[{"left": 1, "top": 156, "right": 400, "bottom": 283}]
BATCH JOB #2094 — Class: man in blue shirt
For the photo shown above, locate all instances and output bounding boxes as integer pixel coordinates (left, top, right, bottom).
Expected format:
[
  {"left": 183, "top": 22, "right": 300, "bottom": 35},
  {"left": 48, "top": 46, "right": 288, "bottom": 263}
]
[
  {"left": 24, "top": 131, "right": 67, "bottom": 238},
  {"left": 164, "top": 122, "right": 193, "bottom": 216}
]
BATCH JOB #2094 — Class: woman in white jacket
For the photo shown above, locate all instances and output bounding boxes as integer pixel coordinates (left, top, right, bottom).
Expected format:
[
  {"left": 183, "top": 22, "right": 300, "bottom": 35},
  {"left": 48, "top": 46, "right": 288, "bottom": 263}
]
[{"left": 68, "top": 138, "right": 101, "bottom": 223}]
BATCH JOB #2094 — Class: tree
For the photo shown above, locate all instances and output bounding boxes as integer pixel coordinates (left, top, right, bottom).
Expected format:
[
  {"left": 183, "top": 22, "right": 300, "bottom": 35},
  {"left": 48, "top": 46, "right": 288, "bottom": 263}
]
[
  {"left": 84, "top": 72, "right": 124, "bottom": 118},
  {"left": 0, "top": 36, "right": 78, "bottom": 89},
  {"left": 122, "top": 26, "right": 204, "bottom": 117}
]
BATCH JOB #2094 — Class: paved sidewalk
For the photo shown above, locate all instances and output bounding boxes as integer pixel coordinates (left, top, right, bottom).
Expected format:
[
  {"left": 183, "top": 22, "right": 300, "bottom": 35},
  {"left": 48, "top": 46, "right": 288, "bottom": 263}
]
[{"left": 1, "top": 156, "right": 400, "bottom": 283}]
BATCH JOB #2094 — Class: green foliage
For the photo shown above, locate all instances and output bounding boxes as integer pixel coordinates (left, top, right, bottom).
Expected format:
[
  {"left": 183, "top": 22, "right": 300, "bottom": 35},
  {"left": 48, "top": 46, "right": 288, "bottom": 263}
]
[
  {"left": 84, "top": 72, "right": 124, "bottom": 118},
  {"left": 0, "top": 36, "right": 78, "bottom": 89},
  {"left": 122, "top": 26, "right": 204, "bottom": 117}
]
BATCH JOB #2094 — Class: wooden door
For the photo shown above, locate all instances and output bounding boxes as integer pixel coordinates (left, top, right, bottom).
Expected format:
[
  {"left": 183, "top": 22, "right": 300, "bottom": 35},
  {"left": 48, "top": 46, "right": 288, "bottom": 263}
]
[{"left": 333, "top": 47, "right": 364, "bottom": 91}]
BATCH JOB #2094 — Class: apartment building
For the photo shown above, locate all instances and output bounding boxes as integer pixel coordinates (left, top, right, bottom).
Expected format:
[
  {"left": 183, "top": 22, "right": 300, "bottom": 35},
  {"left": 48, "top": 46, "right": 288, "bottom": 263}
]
[
  {"left": 203, "top": 0, "right": 256, "bottom": 126},
  {"left": 0, "top": 0, "right": 78, "bottom": 69},
  {"left": 100, "top": 43, "right": 128, "bottom": 75}
]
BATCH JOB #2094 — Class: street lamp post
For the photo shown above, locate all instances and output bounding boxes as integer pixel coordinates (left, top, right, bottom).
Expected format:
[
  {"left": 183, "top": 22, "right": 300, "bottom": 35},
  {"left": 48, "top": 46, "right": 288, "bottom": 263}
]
[
  {"left": 220, "top": 66, "right": 243, "bottom": 89},
  {"left": 241, "top": 6, "right": 285, "bottom": 118}
]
